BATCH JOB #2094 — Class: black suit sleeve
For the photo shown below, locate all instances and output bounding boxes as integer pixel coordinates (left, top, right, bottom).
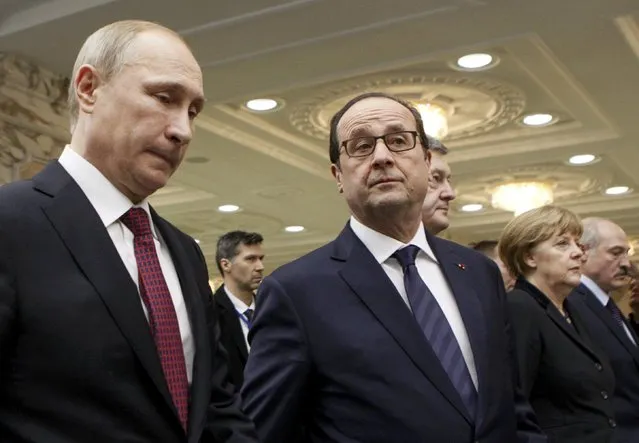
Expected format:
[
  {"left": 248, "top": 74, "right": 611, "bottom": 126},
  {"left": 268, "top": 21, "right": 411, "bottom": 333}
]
[
  {"left": 241, "top": 275, "right": 311, "bottom": 443},
  {"left": 192, "top": 240, "right": 259, "bottom": 443},
  {"left": 0, "top": 225, "right": 17, "bottom": 369},
  {"left": 500, "top": 283, "right": 546, "bottom": 443}
]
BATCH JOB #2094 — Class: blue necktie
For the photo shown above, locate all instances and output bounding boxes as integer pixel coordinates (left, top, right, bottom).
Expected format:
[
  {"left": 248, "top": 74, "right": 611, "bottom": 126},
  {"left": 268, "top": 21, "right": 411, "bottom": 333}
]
[{"left": 393, "top": 245, "right": 477, "bottom": 418}]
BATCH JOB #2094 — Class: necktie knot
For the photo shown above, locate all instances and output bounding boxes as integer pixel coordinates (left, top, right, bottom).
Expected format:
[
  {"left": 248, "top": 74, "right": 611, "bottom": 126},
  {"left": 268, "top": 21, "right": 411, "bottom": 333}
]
[
  {"left": 244, "top": 308, "right": 254, "bottom": 323},
  {"left": 121, "top": 207, "right": 153, "bottom": 238},
  {"left": 393, "top": 245, "right": 420, "bottom": 269}
]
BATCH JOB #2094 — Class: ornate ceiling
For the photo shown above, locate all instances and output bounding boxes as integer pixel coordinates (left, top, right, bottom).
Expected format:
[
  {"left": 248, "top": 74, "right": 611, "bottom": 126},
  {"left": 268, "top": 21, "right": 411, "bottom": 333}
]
[{"left": 1, "top": 0, "right": 638, "bottom": 274}]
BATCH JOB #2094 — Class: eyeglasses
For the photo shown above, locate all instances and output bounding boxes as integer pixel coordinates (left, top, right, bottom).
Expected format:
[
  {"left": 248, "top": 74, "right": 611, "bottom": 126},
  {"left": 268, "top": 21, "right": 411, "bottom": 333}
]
[{"left": 340, "top": 131, "right": 419, "bottom": 158}]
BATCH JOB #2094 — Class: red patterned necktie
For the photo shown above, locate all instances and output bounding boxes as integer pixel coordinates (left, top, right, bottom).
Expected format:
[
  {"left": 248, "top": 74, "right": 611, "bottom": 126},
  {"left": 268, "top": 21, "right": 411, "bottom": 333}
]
[{"left": 121, "top": 207, "right": 189, "bottom": 431}]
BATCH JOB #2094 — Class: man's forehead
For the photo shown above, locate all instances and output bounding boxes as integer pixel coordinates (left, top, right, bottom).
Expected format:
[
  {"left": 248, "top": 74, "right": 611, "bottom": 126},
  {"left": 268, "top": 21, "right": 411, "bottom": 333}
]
[
  {"left": 338, "top": 97, "right": 415, "bottom": 130},
  {"left": 430, "top": 154, "right": 451, "bottom": 174}
]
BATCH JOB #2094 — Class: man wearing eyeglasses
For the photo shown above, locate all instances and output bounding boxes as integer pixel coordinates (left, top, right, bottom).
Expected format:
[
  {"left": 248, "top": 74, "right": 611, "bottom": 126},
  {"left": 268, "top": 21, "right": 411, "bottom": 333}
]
[
  {"left": 570, "top": 218, "right": 639, "bottom": 442},
  {"left": 241, "top": 92, "right": 545, "bottom": 443}
]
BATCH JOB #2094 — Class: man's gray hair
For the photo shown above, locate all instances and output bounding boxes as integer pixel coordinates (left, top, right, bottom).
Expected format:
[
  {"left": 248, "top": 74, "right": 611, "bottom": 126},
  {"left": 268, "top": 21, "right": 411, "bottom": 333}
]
[
  {"left": 67, "top": 20, "right": 185, "bottom": 133},
  {"left": 580, "top": 217, "right": 604, "bottom": 249}
]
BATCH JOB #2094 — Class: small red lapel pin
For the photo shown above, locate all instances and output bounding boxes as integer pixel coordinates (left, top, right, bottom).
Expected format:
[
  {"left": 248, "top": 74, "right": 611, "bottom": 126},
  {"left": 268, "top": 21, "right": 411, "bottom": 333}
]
[{"left": 457, "top": 263, "right": 466, "bottom": 270}]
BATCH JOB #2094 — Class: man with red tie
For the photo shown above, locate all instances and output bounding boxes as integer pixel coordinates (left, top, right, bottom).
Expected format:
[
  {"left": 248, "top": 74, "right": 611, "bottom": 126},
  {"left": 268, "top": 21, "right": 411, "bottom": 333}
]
[{"left": 0, "top": 20, "right": 257, "bottom": 443}]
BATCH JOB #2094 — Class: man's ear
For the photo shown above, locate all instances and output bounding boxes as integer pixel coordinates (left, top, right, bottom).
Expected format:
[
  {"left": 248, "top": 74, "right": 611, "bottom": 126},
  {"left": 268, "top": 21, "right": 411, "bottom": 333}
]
[
  {"left": 220, "top": 258, "right": 232, "bottom": 274},
  {"left": 74, "top": 64, "right": 103, "bottom": 116},
  {"left": 331, "top": 163, "right": 343, "bottom": 194}
]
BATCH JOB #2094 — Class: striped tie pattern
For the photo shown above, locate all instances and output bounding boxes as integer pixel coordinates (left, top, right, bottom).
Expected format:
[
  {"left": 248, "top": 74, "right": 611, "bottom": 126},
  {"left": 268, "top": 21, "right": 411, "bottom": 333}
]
[{"left": 393, "top": 245, "right": 477, "bottom": 418}]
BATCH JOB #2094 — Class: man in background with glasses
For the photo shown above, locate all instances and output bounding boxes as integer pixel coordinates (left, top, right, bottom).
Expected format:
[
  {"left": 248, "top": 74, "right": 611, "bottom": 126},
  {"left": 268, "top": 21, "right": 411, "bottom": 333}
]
[
  {"left": 241, "top": 92, "right": 544, "bottom": 443},
  {"left": 570, "top": 218, "right": 639, "bottom": 442}
]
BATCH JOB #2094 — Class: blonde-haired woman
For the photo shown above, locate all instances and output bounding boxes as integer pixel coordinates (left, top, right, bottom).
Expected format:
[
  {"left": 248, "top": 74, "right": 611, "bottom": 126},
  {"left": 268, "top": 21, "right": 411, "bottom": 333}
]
[{"left": 499, "top": 205, "right": 616, "bottom": 443}]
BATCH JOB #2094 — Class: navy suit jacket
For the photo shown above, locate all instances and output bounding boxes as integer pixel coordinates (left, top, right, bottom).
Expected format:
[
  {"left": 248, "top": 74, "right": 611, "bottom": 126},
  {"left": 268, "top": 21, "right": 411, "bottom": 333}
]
[
  {"left": 570, "top": 284, "right": 639, "bottom": 443},
  {"left": 241, "top": 224, "right": 545, "bottom": 443},
  {"left": 214, "top": 285, "right": 250, "bottom": 392},
  {"left": 0, "top": 162, "right": 257, "bottom": 443}
]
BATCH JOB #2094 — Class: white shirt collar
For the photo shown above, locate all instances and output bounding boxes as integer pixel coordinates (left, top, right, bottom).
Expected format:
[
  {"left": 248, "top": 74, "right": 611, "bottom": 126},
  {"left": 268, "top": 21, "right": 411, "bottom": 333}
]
[
  {"left": 580, "top": 275, "right": 610, "bottom": 307},
  {"left": 224, "top": 286, "right": 255, "bottom": 312},
  {"left": 349, "top": 215, "right": 438, "bottom": 264},
  {"left": 58, "top": 145, "right": 158, "bottom": 239}
]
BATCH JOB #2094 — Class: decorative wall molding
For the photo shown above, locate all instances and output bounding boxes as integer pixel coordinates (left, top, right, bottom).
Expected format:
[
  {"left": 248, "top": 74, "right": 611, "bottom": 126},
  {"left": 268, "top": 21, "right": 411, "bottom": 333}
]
[{"left": 0, "top": 52, "right": 69, "bottom": 183}]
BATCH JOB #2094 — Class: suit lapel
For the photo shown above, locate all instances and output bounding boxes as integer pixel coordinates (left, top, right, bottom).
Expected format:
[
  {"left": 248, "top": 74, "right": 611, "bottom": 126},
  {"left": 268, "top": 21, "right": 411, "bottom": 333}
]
[
  {"left": 335, "top": 226, "right": 472, "bottom": 423},
  {"left": 215, "top": 287, "right": 249, "bottom": 361},
  {"left": 35, "top": 163, "right": 177, "bottom": 417},
  {"left": 152, "top": 211, "right": 212, "bottom": 434},
  {"left": 578, "top": 285, "right": 639, "bottom": 366},
  {"left": 427, "top": 234, "right": 488, "bottom": 423},
  {"left": 550, "top": 300, "right": 603, "bottom": 363}
]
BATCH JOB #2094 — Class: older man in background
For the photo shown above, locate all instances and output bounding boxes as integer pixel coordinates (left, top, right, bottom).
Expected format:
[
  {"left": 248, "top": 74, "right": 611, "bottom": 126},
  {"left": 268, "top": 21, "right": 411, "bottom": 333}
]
[{"left": 570, "top": 217, "right": 639, "bottom": 443}]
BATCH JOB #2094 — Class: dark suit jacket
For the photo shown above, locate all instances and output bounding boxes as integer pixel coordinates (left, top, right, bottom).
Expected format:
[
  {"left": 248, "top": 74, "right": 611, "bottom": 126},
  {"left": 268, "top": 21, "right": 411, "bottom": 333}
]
[
  {"left": 508, "top": 279, "right": 616, "bottom": 443},
  {"left": 214, "top": 285, "right": 249, "bottom": 391},
  {"left": 570, "top": 284, "right": 639, "bottom": 443},
  {"left": 0, "top": 162, "right": 257, "bottom": 443},
  {"left": 241, "top": 224, "right": 545, "bottom": 443}
]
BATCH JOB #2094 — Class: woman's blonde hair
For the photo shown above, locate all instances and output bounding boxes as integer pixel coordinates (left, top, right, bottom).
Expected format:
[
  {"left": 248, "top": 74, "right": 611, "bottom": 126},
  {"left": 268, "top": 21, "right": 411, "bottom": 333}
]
[{"left": 498, "top": 205, "right": 582, "bottom": 278}]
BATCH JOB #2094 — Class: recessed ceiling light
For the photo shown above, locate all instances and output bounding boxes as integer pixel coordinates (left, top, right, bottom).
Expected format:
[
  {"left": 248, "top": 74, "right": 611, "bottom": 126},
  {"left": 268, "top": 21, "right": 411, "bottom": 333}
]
[
  {"left": 461, "top": 203, "right": 484, "bottom": 212},
  {"left": 456, "top": 53, "right": 494, "bottom": 69},
  {"left": 522, "top": 113, "right": 555, "bottom": 126},
  {"left": 605, "top": 186, "right": 630, "bottom": 195},
  {"left": 568, "top": 154, "right": 597, "bottom": 165},
  {"left": 218, "top": 204, "right": 240, "bottom": 213},
  {"left": 284, "top": 225, "right": 305, "bottom": 233},
  {"left": 194, "top": 238, "right": 201, "bottom": 244},
  {"left": 245, "top": 98, "right": 279, "bottom": 112}
]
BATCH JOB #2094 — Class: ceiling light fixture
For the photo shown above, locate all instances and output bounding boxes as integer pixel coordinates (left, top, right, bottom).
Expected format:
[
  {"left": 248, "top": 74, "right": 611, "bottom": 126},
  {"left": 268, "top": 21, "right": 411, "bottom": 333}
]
[
  {"left": 456, "top": 53, "right": 494, "bottom": 69},
  {"left": 218, "top": 204, "right": 240, "bottom": 213},
  {"left": 245, "top": 98, "right": 279, "bottom": 112},
  {"left": 492, "top": 182, "right": 554, "bottom": 216},
  {"left": 605, "top": 186, "right": 630, "bottom": 195},
  {"left": 284, "top": 225, "right": 305, "bottom": 233},
  {"left": 568, "top": 154, "right": 597, "bottom": 165},
  {"left": 415, "top": 103, "right": 449, "bottom": 139},
  {"left": 522, "top": 113, "right": 555, "bottom": 127},
  {"left": 461, "top": 203, "right": 484, "bottom": 212}
]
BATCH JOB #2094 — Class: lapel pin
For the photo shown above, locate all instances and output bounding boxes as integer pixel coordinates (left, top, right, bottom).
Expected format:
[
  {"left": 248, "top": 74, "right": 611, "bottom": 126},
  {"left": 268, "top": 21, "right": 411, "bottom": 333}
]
[{"left": 457, "top": 263, "right": 466, "bottom": 270}]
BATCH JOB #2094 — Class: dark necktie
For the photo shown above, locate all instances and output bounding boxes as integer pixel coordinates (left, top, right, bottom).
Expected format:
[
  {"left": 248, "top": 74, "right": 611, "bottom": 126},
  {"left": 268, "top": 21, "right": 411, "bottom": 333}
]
[
  {"left": 393, "top": 245, "right": 477, "bottom": 418},
  {"left": 606, "top": 299, "right": 636, "bottom": 346},
  {"left": 244, "top": 308, "right": 254, "bottom": 325},
  {"left": 121, "top": 208, "right": 189, "bottom": 431}
]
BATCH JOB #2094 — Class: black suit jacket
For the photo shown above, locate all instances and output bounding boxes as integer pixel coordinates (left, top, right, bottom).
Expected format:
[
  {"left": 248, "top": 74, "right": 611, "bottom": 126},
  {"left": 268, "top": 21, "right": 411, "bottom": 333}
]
[
  {"left": 508, "top": 279, "right": 616, "bottom": 443},
  {"left": 241, "top": 224, "right": 545, "bottom": 443},
  {"left": 0, "top": 162, "right": 257, "bottom": 443},
  {"left": 214, "top": 285, "right": 249, "bottom": 391},
  {"left": 570, "top": 284, "right": 639, "bottom": 443}
]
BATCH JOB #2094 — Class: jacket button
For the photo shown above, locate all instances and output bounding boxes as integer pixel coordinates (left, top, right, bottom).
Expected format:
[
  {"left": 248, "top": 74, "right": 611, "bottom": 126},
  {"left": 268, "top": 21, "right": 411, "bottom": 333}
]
[
  {"left": 608, "top": 418, "right": 617, "bottom": 428},
  {"left": 601, "top": 391, "right": 609, "bottom": 399},
  {"left": 595, "top": 363, "right": 603, "bottom": 371}
]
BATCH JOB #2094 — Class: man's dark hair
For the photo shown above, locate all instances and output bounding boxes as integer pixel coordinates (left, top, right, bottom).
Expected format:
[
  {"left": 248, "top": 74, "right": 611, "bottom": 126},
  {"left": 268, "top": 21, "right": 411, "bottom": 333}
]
[
  {"left": 427, "top": 135, "right": 449, "bottom": 155},
  {"left": 471, "top": 240, "right": 498, "bottom": 258},
  {"left": 328, "top": 92, "right": 430, "bottom": 165},
  {"left": 215, "top": 230, "right": 263, "bottom": 275}
]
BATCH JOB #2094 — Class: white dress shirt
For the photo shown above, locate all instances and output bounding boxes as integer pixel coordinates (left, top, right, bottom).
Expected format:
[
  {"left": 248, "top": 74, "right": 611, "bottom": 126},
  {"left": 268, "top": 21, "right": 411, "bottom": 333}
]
[
  {"left": 581, "top": 275, "right": 636, "bottom": 345},
  {"left": 224, "top": 286, "right": 255, "bottom": 350},
  {"left": 349, "top": 216, "right": 478, "bottom": 389},
  {"left": 58, "top": 146, "right": 195, "bottom": 382}
]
